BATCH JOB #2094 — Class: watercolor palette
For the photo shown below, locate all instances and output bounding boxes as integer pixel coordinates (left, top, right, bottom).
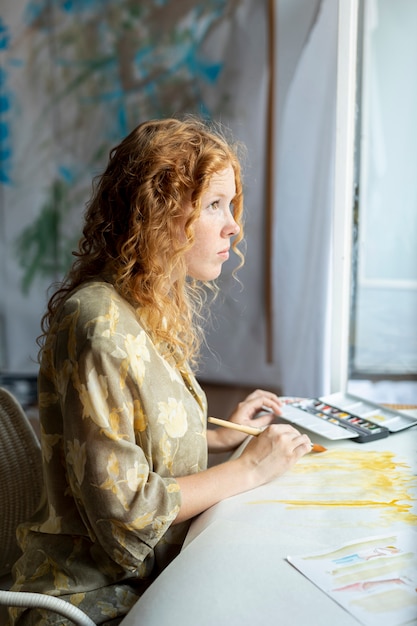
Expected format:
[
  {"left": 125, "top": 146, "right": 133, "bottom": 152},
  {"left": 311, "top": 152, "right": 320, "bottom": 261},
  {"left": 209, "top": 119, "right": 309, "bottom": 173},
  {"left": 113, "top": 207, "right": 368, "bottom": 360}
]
[
  {"left": 320, "top": 392, "right": 417, "bottom": 433},
  {"left": 281, "top": 393, "right": 417, "bottom": 443}
]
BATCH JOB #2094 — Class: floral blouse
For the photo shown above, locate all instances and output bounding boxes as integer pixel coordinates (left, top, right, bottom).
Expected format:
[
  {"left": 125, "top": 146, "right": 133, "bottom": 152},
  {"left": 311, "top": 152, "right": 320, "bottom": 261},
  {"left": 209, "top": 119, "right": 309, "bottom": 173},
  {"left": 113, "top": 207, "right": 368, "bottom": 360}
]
[{"left": 10, "top": 281, "right": 208, "bottom": 625}]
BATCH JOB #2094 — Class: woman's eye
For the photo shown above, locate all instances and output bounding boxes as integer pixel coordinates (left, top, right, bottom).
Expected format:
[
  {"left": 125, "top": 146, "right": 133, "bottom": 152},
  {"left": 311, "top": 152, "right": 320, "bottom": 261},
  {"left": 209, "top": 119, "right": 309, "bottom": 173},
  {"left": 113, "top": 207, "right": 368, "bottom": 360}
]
[{"left": 209, "top": 200, "right": 220, "bottom": 210}]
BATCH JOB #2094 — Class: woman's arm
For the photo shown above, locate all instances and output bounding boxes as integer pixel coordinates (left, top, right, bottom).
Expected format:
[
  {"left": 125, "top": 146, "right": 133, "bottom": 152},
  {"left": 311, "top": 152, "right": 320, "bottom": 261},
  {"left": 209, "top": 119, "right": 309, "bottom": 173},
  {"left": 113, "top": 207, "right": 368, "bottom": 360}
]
[{"left": 174, "top": 422, "right": 311, "bottom": 524}]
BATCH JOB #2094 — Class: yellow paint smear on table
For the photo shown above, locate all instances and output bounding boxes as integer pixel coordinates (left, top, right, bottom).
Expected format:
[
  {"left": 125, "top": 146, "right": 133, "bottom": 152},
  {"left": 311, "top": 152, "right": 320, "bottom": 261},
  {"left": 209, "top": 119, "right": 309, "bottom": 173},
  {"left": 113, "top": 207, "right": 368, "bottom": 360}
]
[{"left": 248, "top": 449, "right": 417, "bottom": 525}]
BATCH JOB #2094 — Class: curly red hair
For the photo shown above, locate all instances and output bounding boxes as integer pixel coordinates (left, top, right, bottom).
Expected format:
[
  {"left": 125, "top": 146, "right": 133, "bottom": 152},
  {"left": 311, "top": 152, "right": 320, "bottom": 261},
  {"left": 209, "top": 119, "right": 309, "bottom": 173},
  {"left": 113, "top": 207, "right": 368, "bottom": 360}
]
[{"left": 39, "top": 116, "right": 245, "bottom": 369}]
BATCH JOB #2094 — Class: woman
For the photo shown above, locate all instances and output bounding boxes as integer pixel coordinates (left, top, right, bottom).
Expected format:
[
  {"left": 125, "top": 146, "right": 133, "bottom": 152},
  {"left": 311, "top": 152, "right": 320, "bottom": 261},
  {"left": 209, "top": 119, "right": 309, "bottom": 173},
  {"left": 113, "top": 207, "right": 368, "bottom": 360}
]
[{"left": 10, "top": 117, "right": 311, "bottom": 625}]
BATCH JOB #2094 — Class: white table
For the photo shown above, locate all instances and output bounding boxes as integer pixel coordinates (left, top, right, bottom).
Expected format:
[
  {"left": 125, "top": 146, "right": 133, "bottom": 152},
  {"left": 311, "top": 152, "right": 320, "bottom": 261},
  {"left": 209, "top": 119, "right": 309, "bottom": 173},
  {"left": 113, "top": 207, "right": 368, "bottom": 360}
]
[{"left": 120, "top": 420, "right": 417, "bottom": 626}]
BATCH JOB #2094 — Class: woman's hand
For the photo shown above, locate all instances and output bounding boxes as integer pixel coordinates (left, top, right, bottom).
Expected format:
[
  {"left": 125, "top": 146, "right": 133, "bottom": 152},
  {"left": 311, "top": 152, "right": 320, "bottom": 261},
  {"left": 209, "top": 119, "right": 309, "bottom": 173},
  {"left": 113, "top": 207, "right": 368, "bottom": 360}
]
[
  {"left": 237, "top": 423, "right": 311, "bottom": 488},
  {"left": 207, "top": 388, "right": 284, "bottom": 453},
  {"left": 176, "top": 420, "right": 311, "bottom": 524}
]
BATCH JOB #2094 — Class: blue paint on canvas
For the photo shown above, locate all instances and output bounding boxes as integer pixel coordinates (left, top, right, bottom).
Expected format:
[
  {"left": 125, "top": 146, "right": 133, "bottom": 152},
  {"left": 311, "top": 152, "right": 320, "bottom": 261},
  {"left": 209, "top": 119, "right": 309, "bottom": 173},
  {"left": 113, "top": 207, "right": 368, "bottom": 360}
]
[{"left": 3, "top": 0, "right": 232, "bottom": 291}]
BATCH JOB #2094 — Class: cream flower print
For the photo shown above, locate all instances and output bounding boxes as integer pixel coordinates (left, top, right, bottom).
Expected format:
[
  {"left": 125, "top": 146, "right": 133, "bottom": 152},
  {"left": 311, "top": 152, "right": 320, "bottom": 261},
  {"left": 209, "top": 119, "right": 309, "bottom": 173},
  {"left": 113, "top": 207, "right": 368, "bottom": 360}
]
[
  {"left": 159, "top": 433, "right": 174, "bottom": 472},
  {"left": 159, "top": 351, "right": 183, "bottom": 383},
  {"left": 39, "top": 337, "right": 55, "bottom": 378},
  {"left": 98, "top": 406, "right": 129, "bottom": 442},
  {"left": 157, "top": 397, "right": 188, "bottom": 438},
  {"left": 69, "top": 593, "right": 86, "bottom": 607},
  {"left": 152, "top": 510, "right": 179, "bottom": 534},
  {"left": 78, "top": 368, "right": 110, "bottom": 427},
  {"left": 109, "top": 409, "right": 124, "bottom": 436},
  {"left": 110, "top": 511, "right": 156, "bottom": 532},
  {"left": 39, "top": 504, "right": 62, "bottom": 534},
  {"left": 99, "top": 452, "right": 129, "bottom": 510},
  {"left": 167, "top": 482, "right": 181, "bottom": 493},
  {"left": 112, "top": 547, "right": 139, "bottom": 572},
  {"left": 53, "top": 565, "right": 70, "bottom": 591},
  {"left": 86, "top": 297, "right": 120, "bottom": 337},
  {"left": 133, "top": 399, "right": 147, "bottom": 432},
  {"left": 41, "top": 426, "right": 61, "bottom": 463},
  {"left": 67, "top": 439, "right": 87, "bottom": 485},
  {"left": 18, "top": 556, "right": 50, "bottom": 583},
  {"left": 120, "top": 331, "right": 150, "bottom": 386},
  {"left": 55, "top": 359, "right": 73, "bottom": 399},
  {"left": 38, "top": 391, "right": 58, "bottom": 409},
  {"left": 97, "top": 600, "right": 118, "bottom": 619},
  {"left": 126, "top": 461, "right": 148, "bottom": 491}
]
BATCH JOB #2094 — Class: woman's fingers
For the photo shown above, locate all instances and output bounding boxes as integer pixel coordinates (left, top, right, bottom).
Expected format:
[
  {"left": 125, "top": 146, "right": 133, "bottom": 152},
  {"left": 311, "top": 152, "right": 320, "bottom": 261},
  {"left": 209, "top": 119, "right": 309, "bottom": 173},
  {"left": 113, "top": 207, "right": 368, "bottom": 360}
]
[
  {"left": 234, "top": 389, "right": 283, "bottom": 420},
  {"left": 240, "top": 423, "right": 311, "bottom": 485},
  {"left": 242, "top": 388, "right": 283, "bottom": 410}
]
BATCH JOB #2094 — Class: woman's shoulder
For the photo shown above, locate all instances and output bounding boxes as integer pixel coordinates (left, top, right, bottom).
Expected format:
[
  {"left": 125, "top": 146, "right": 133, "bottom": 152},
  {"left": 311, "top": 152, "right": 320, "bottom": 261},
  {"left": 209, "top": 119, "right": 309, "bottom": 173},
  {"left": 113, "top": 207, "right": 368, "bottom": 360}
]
[
  {"left": 65, "top": 279, "right": 121, "bottom": 304},
  {"left": 60, "top": 280, "right": 139, "bottom": 329}
]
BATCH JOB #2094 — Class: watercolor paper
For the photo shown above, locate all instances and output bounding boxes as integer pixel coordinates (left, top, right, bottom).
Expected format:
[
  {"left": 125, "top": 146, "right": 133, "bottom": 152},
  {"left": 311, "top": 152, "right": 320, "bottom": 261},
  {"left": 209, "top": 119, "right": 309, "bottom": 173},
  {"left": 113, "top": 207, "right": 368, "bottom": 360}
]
[{"left": 287, "top": 532, "right": 417, "bottom": 626}]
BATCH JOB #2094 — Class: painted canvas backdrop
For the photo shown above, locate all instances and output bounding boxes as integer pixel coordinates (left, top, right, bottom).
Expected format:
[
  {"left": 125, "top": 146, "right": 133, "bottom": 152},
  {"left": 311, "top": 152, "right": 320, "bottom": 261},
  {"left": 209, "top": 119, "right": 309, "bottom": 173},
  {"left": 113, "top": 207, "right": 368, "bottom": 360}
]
[{"left": 0, "top": 0, "right": 338, "bottom": 397}]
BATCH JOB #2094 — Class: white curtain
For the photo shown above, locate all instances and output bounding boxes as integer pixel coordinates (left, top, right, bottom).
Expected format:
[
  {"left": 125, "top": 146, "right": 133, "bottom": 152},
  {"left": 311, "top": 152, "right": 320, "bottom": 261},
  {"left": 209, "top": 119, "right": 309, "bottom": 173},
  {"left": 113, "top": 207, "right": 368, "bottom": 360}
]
[
  {"left": 200, "top": 0, "right": 339, "bottom": 397},
  {"left": 271, "top": 0, "right": 338, "bottom": 396}
]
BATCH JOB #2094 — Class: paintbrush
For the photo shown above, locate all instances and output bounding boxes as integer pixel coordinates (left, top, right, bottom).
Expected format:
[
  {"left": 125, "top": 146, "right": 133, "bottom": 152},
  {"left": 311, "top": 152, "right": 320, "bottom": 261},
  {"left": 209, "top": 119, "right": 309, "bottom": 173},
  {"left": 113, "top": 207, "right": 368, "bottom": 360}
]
[{"left": 207, "top": 416, "right": 327, "bottom": 453}]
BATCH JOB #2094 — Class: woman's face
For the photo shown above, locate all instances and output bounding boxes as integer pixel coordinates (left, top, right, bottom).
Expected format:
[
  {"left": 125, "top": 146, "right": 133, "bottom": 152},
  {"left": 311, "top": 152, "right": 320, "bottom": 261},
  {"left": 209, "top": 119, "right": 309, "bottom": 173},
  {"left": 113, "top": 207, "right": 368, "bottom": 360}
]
[{"left": 184, "top": 165, "right": 240, "bottom": 281}]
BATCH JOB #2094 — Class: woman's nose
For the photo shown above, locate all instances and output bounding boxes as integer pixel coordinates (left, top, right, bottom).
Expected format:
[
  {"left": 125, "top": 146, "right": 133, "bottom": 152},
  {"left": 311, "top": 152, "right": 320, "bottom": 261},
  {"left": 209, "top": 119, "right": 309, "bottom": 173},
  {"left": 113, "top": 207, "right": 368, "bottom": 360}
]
[{"left": 224, "top": 211, "right": 240, "bottom": 237}]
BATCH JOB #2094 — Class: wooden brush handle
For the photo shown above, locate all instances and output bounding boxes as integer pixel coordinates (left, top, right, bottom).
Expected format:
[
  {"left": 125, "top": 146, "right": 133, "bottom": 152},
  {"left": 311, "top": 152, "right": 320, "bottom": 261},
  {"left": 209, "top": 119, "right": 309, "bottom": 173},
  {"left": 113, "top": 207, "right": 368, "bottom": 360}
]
[{"left": 208, "top": 417, "right": 262, "bottom": 436}]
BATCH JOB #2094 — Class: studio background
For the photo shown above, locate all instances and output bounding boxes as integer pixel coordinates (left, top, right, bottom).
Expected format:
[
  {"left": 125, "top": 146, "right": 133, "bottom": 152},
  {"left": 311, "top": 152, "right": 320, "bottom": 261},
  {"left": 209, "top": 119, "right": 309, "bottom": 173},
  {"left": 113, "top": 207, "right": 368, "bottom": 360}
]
[
  {"left": 1, "top": 0, "right": 415, "bottom": 403},
  {"left": 1, "top": 0, "right": 336, "bottom": 397}
]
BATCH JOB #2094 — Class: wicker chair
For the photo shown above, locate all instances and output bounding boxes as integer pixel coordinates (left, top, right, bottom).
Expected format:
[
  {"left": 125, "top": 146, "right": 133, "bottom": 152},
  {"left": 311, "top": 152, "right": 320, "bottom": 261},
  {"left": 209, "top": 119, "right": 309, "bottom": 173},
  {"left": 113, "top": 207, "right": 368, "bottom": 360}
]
[{"left": 0, "top": 386, "right": 95, "bottom": 626}]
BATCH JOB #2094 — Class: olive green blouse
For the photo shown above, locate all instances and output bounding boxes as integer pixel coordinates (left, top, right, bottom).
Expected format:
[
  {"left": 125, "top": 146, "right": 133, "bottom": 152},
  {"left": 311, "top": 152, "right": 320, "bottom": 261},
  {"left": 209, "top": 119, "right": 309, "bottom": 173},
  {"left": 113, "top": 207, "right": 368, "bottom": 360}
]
[{"left": 11, "top": 281, "right": 208, "bottom": 625}]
